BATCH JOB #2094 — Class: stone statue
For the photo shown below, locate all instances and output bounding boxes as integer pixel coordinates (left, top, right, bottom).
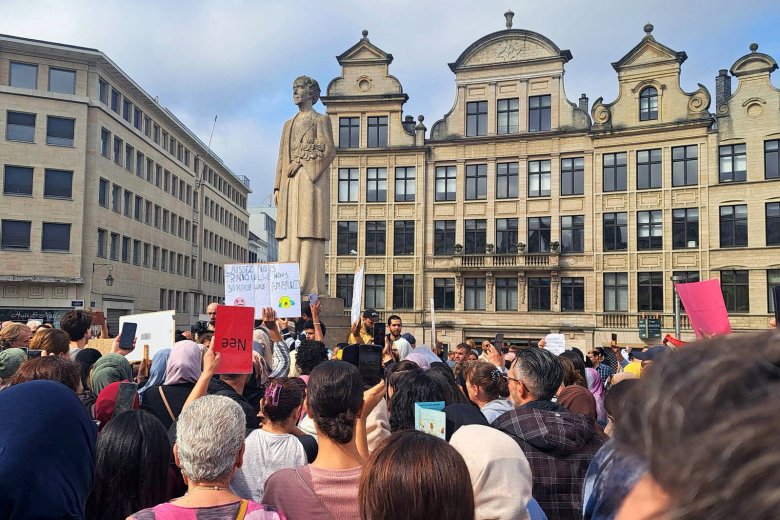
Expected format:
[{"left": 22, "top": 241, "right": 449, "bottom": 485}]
[{"left": 274, "top": 76, "right": 335, "bottom": 295}]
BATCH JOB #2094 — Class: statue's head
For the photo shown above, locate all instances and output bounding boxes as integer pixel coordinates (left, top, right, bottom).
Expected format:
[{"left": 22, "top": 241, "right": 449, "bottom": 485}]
[{"left": 293, "top": 75, "right": 321, "bottom": 105}]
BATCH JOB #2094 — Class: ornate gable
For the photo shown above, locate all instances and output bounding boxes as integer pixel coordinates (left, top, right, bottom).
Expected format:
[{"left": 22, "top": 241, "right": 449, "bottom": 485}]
[
  {"left": 449, "top": 29, "right": 571, "bottom": 72},
  {"left": 336, "top": 30, "right": 393, "bottom": 66},
  {"left": 612, "top": 23, "right": 686, "bottom": 72},
  {"left": 731, "top": 44, "right": 778, "bottom": 78}
]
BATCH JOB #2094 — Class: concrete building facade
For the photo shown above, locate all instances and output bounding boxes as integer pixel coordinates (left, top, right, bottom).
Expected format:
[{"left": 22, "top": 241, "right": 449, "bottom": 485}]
[
  {"left": 248, "top": 205, "right": 278, "bottom": 263},
  {"left": 0, "top": 35, "right": 250, "bottom": 331},
  {"left": 321, "top": 19, "right": 780, "bottom": 349}
]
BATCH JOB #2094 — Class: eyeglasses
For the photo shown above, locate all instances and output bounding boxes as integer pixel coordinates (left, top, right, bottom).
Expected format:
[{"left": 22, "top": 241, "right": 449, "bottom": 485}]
[{"left": 506, "top": 374, "right": 521, "bottom": 384}]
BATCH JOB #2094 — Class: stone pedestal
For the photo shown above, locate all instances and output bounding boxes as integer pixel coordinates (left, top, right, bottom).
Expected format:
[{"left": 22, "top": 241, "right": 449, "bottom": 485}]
[{"left": 315, "top": 296, "right": 351, "bottom": 349}]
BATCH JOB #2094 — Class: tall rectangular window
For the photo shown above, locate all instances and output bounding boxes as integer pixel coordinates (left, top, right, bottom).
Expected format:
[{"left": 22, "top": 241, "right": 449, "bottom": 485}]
[
  {"left": 98, "top": 78, "right": 108, "bottom": 104},
  {"left": 1, "top": 220, "right": 31, "bottom": 250},
  {"left": 110, "top": 233, "right": 119, "bottom": 260},
  {"left": 767, "top": 203, "right": 780, "bottom": 246},
  {"left": 435, "top": 166, "right": 457, "bottom": 202},
  {"left": 464, "top": 278, "right": 486, "bottom": 310},
  {"left": 672, "top": 208, "right": 699, "bottom": 249},
  {"left": 528, "top": 95, "right": 551, "bottom": 132},
  {"left": 100, "top": 128, "right": 110, "bottom": 157},
  {"left": 366, "top": 168, "right": 387, "bottom": 202},
  {"left": 604, "top": 273, "right": 628, "bottom": 311},
  {"left": 133, "top": 239, "right": 141, "bottom": 265},
  {"left": 638, "top": 272, "right": 664, "bottom": 311},
  {"left": 603, "top": 212, "right": 628, "bottom": 251},
  {"left": 46, "top": 116, "right": 74, "bottom": 146},
  {"left": 99, "top": 178, "right": 109, "bottom": 207},
  {"left": 528, "top": 278, "right": 551, "bottom": 311},
  {"left": 528, "top": 217, "right": 551, "bottom": 253},
  {"left": 111, "top": 185, "right": 121, "bottom": 213},
  {"left": 394, "top": 167, "right": 415, "bottom": 202},
  {"left": 721, "top": 270, "right": 749, "bottom": 312},
  {"left": 145, "top": 201, "right": 152, "bottom": 225},
  {"left": 365, "top": 274, "right": 385, "bottom": 310},
  {"left": 497, "top": 98, "right": 519, "bottom": 134},
  {"left": 365, "top": 221, "right": 386, "bottom": 256},
  {"left": 393, "top": 274, "right": 414, "bottom": 309},
  {"left": 528, "top": 160, "right": 551, "bottom": 197},
  {"left": 495, "top": 218, "right": 518, "bottom": 254},
  {"left": 6, "top": 111, "right": 36, "bottom": 142},
  {"left": 336, "top": 274, "right": 354, "bottom": 307},
  {"left": 113, "top": 137, "right": 122, "bottom": 164},
  {"left": 134, "top": 107, "right": 142, "bottom": 130},
  {"left": 561, "top": 215, "right": 584, "bottom": 253},
  {"left": 672, "top": 145, "right": 698, "bottom": 187},
  {"left": 9, "top": 62, "right": 37, "bottom": 89},
  {"left": 136, "top": 151, "right": 144, "bottom": 177},
  {"left": 466, "top": 101, "right": 488, "bottom": 136},
  {"left": 111, "top": 88, "right": 120, "bottom": 113},
  {"left": 125, "top": 144, "right": 134, "bottom": 171},
  {"left": 637, "top": 210, "right": 663, "bottom": 250},
  {"left": 3, "top": 166, "right": 33, "bottom": 196},
  {"left": 152, "top": 246, "right": 159, "bottom": 269},
  {"left": 121, "top": 236, "right": 130, "bottom": 262},
  {"left": 719, "top": 205, "right": 748, "bottom": 247},
  {"left": 434, "top": 220, "right": 456, "bottom": 256},
  {"left": 766, "top": 140, "right": 780, "bottom": 179},
  {"left": 43, "top": 169, "right": 72, "bottom": 199},
  {"left": 134, "top": 196, "right": 143, "bottom": 222},
  {"left": 603, "top": 152, "right": 627, "bottom": 192},
  {"left": 496, "top": 162, "right": 519, "bottom": 199},
  {"left": 338, "top": 168, "right": 359, "bottom": 203},
  {"left": 768, "top": 270, "right": 780, "bottom": 313},
  {"left": 719, "top": 144, "right": 747, "bottom": 183},
  {"left": 637, "top": 149, "right": 662, "bottom": 189},
  {"left": 561, "top": 277, "right": 585, "bottom": 311},
  {"left": 465, "top": 219, "right": 487, "bottom": 254},
  {"left": 97, "top": 229, "right": 106, "bottom": 258},
  {"left": 337, "top": 221, "right": 358, "bottom": 256},
  {"left": 367, "top": 116, "right": 388, "bottom": 147},
  {"left": 48, "top": 68, "right": 75, "bottom": 94},
  {"left": 434, "top": 278, "right": 455, "bottom": 310},
  {"left": 339, "top": 117, "right": 359, "bottom": 148},
  {"left": 496, "top": 278, "right": 518, "bottom": 311},
  {"left": 393, "top": 221, "right": 415, "bottom": 255},
  {"left": 122, "top": 99, "right": 132, "bottom": 122},
  {"left": 561, "top": 157, "right": 584, "bottom": 196},
  {"left": 465, "top": 164, "right": 487, "bottom": 200},
  {"left": 123, "top": 190, "right": 132, "bottom": 218}
]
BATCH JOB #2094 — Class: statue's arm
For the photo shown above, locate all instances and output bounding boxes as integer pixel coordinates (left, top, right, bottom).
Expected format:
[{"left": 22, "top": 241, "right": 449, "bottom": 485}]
[
  {"left": 309, "top": 115, "right": 336, "bottom": 184},
  {"left": 274, "top": 121, "right": 288, "bottom": 193}
]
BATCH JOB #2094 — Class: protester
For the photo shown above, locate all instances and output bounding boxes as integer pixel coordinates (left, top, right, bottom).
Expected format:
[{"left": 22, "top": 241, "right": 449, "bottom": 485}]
[
  {"left": 359, "top": 430, "right": 475, "bottom": 520},
  {"left": 631, "top": 344, "right": 672, "bottom": 377},
  {"left": 137, "top": 348, "right": 171, "bottom": 404},
  {"left": 494, "top": 348, "right": 603, "bottom": 520},
  {"left": 263, "top": 361, "right": 369, "bottom": 519},
  {"left": 401, "top": 332, "right": 416, "bottom": 347},
  {"left": 29, "top": 327, "right": 70, "bottom": 357},
  {"left": 130, "top": 395, "right": 283, "bottom": 519},
  {"left": 0, "top": 347, "right": 27, "bottom": 387},
  {"left": 0, "top": 322, "right": 32, "bottom": 350},
  {"left": 584, "top": 366, "right": 608, "bottom": 425},
  {"left": 559, "top": 349, "right": 588, "bottom": 387},
  {"left": 90, "top": 352, "right": 133, "bottom": 395},
  {"left": 388, "top": 371, "right": 446, "bottom": 432},
  {"left": 231, "top": 378, "right": 308, "bottom": 501},
  {"left": 404, "top": 351, "right": 432, "bottom": 370},
  {"left": 427, "top": 362, "right": 472, "bottom": 406},
  {"left": 141, "top": 342, "right": 201, "bottom": 429},
  {"left": 26, "top": 319, "right": 42, "bottom": 333},
  {"left": 86, "top": 410, "right": 171, "bottom": 520},
  {"left": 450, "top": 424, "right": 532, "bottom": 520},
  {"left": 348, "top": 308, "right": 379, "bottom": 344},
  {"left": 60, "top": 309, "right": 93, "bottom": 359},
  {"left": 463, "top": 360, "right": 513, "bottom": 423},
  {"left": 75, "top": 348, "right": 103, "bottom": 416},
  {"left": 587, "top": 347, "right": 614, "bottom": 386},
  {"left": 94, "top": 381, "right": 141, "bottom": 431},
  {"left": 295, "top": 339, "right": 329, "bottom": 380},
  {"left": 443, "top": 403, "right": 490, "bottom": 441},
  {"left": 0, "top": 380, "right": 96, "bottom": 520},
  {"left": 557, "top": 384, "right": 607, "bottom": 440},
  {"left": 9, "top": 355, "right": 82, "bottom": 392}
]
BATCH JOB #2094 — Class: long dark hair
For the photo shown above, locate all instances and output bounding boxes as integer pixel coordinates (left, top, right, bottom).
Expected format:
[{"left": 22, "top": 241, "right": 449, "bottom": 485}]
[
  {"left": 262, "top": 377, "right": 304, "bottom": 423},
  {"left": 389, "top": 372, "right": 445, "bottom": 432},
  {"left": 463, "top": 360, "right": 509, "bottom": 400},
  {"left": 306, "top": 361, "right": 364, "bottom": 444},
  {"left": 559, "top": 350, "right": 587, "bottom": 387},
  {"left": 359, "top": 430, "right": 474, "bottom": 520},
  {"left": 85, "top": 410, "right": 171, "bottom": 520},
  {"left": 426, "top": 363, "right": 472, "bottom": 405}
]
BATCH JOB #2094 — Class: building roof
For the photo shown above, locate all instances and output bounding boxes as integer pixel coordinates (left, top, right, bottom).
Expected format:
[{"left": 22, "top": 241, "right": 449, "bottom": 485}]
[{"left": 448, "top": 28, "right": 572, "bottom": 72}]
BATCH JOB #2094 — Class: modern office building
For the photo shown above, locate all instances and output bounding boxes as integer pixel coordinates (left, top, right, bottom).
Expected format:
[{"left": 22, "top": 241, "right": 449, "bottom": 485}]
[
  {"left": 0, "top": 34, "right": 250, "bottom": 331},
  {"left": 248, "top": 205, "right": 278, "bottom": 263},
  {"left": 321, "top": 15, "right": 780, "bottom": 349}
]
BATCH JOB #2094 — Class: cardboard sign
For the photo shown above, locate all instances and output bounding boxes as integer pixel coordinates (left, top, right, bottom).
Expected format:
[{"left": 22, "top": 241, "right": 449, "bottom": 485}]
[
  {"left": 120, "top": 310, "right": 175, "bottom": 362},
  {"left": 213, "top": 305, "right": 254, "bottom": 374},
  {"left": 224, "top": 262, "right": 300, "bottom": 318},
  {"left": 675, "top": 279, "right": 732, "bottom": 338},
  {"left": 350, "top": 265, "right": 364, "bottom": 325},
  {"left": 544, "top": 333, "right": 566, "bottom": 356},
  {"left": 415, "top": 401, "right": 446, "bottom": 440}
]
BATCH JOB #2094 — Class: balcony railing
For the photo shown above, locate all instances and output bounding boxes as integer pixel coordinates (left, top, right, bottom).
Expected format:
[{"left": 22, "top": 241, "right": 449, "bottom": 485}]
[
  {"left": 455, "top": 253, "right": 559, "bottom": 270},
  {"left": 599, "top": 313, "right": 691, "bottom": 331}
]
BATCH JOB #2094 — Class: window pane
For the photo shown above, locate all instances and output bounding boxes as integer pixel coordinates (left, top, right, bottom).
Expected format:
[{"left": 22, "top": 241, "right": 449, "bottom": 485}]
[
  {"left": 42, "top": 223, "right": 71, "bottom": 251},
  {"left": 3, "top": 166, "right": 33, "bottom": 195},
  {"left": 43, "top": 169, "right": 73, "bottom": 198},
  {"left": 1, "top": 220, "right": 31, "bottom": 249},
  {"left": 46, "top": 116, "right": 74, "bottom": 146},
  {"left": 48, "top": 68, "right": 76, "bottom": 94},
  {"left": 6, "top": 111, "right": 36, "bottom": 142},
  {"left": 10, "top": 62, "right": 38, "bottom": 89}
]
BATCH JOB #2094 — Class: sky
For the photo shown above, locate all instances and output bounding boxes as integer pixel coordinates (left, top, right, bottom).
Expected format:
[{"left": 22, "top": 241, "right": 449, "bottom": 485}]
[{"left": 2, "top": 0, "right": 779, "bottom": 206}]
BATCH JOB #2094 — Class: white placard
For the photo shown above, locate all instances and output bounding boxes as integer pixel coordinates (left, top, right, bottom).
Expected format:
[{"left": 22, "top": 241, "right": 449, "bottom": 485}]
[
  {"left": 120, "top": 310, "right": 176, "bottom": 362},
  {"left": 544, "top": 333, "right": 566, "bottom": 356},
  {"left": 350, "top": 265, "right": 364, "bottom": 325},
  {"left": 225, "top": 262, "right": 299, "bottom": 318},
  {"left": 430, "top": 297, "right": 436, "bottom": 346},
  {"left": 269, "top": 263, "right": 301, "bottom": 318}
]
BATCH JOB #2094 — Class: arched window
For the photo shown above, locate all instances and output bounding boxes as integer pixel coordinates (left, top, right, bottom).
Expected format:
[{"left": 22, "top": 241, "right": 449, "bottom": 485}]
[{"left": 639, "top": 87, "right": 658, "bottom": 121}]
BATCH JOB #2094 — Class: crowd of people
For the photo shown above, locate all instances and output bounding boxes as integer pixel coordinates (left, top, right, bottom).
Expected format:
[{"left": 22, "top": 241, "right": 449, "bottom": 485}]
[{"left": 0, "top": 307, "right": 778, "bottom": 520}]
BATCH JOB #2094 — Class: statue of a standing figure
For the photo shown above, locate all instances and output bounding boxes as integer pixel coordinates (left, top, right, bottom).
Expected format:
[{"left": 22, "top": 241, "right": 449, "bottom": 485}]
[{"left": 274, "top": 76, "right": 335, "bottom": 295}]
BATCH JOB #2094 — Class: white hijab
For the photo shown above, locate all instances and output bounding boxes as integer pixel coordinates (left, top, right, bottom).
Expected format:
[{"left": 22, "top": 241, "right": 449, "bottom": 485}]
[
  {"left": 450, "top": 425, "right": 532, "bottom": 520},
  {"left": 393, "top": 338, "right": 412, "bottom": 361}
]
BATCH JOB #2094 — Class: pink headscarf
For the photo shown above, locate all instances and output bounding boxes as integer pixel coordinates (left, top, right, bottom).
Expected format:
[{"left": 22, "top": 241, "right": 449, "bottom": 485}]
[
  {"left": 164, "top": 340, "right": 202, "bottom": 385},
  {"left": 405, "top": 352, "right": 431, "bottom": 370},
  {"left": 585, "top": 367, "right": 607, "bottom": 423}
]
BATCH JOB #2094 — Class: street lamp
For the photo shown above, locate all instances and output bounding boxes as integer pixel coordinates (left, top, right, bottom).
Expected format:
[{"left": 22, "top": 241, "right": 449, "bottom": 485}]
[
  {"left": 93, "top": 263, "right": 115, "bottom": 287},
  {"left": 670, "top": 275, "right": 684, "bottom": 338}
]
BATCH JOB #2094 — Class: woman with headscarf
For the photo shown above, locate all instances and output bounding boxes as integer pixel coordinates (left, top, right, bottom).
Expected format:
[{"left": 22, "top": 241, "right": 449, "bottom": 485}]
[
  {"left": 90, "top": 353, "right": 133, "bottom": 395},
  {"left": 584, "top": 367, "right": 608, "bottom": 425},
  {"left": 404, "top": 351, "right": 432, "bottom": 371},
  {"left": 75, "top": 348, "right": 102, "bottom": 418},
  {"left": 138, "top": 348, "right": 171, "bottom": 404},
  {"left": 141, "top": 340, "right": 201, "bottom": 430},
  {"left": 450, "top": 424, "right": 533, "bottom": 520},
  {"left": 392, "top": 337, "right": 412, "bottom": 361},
  {"left": 0, "top": 380, "right": 96, "bottom": 519},
  {"left": 94, "top": 381, "right": 141, "bottom": 431},
  {"left": 0, "top": 347, "right": 27, "bottom": 389}
]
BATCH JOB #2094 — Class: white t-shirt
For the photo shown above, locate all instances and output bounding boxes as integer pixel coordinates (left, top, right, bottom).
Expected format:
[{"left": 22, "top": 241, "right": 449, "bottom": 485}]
[{"left": 230, "top": 428, "right": 307, "bottom": 501}]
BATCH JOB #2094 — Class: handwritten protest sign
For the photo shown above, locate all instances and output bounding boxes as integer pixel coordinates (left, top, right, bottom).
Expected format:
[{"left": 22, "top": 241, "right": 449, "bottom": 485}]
[
  {"left": 544, "top": 333, "right": 566, "bottom": 356},
  {"left": 350, "top": 265, "right": 364, "bottom": 325},
  {"left": 675, "top": 279, "right": 732, "bottom": 338},
  {"left": 224, "top": 262, "right": 299, "bottom": 318},
  {"left": 120, "top": 310, "right": 175, "bottom": 362},
  {"left": 213, "top": 305, "right": 254, "bottom": 374}
]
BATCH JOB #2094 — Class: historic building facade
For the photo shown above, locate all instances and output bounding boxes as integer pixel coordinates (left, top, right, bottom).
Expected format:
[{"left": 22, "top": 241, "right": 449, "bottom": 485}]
[
  {"left": 0, "top": 35, "right": 250, "bottom": 330},
  {"left": 322, "top": 17, "right": 780, "bottom": 349}
]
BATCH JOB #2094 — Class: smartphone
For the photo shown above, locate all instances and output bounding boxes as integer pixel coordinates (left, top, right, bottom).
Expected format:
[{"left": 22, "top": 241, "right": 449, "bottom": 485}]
[
  {"left": 113, "top": 381, "right": 138, "bottom": 418},
  {"left": 611, "top": 333, "right": 618, "bottom": 344},
  {"left": 27, "top": 350, "right": 43, "bottom": 360},
  {"left": 119, "top": 322, "right": 137, "bottom": 350},
  {"left": 772, "top": 286, "right": 780, "bottom": 327},
  {"left": 19, "top": 347, "right": 28, "bottom": 354},
  {"left": 358, "top": 344, "right": 383, "bottom": 387},
  {"left": 495, "top": 333, "right": 504, "bottom": 352},
  {"left": 308, "top": 293, "right": 318, "bottom": 304},
  {"left": 372, "top": 322, "right": 386, "bottom": 347}
]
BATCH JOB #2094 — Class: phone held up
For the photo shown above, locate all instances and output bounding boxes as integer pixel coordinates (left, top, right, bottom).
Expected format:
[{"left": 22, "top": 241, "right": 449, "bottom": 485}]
[
  {"left": 119, "top": 322, "right": 137, "bottom": 350},
  {"left": 308, "top": 293, "right": 318, "bottom": 305},
  {"left": 372, "top": 322, "right": 386, "bottom": 349}
]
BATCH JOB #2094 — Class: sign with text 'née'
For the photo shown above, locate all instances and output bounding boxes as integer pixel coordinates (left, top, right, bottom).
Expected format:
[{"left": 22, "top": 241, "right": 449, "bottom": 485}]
[
  {"left": 213, "top": 305, "right": 254, "bottom": 374},
  {"left": 224, "top": 262, "right": 301, "bottom": 318}
]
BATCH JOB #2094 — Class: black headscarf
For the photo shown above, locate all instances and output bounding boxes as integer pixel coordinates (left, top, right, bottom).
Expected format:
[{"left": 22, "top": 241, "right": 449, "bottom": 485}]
[{"left": 75, "top": 348, "right": 103, "bottom": 393}]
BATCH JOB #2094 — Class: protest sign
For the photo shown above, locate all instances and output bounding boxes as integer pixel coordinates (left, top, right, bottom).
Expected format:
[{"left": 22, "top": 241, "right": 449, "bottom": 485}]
[
  {"left": 350, "top": 265, "right": 364, "bottom": 325},
  {"left": 120, "top": 310, "right": 175, "bottom": 362},
  {"left": 544, "top": 333, "right": 566, "bottom": 356},
  {"left": 212, "top": 305, "right": 254, "bottom": 374},
  {"left": 415, "top": 401, "right": 446, "bottom": 440},
  {"left": 675, "top": 279, "right": 732, "bottom": 338},
  {"left": 269, "top": 263, "right": 301, "bottom": 318},
  {"left": 224, "top": 262, "right": 299, "bottom": 318}
]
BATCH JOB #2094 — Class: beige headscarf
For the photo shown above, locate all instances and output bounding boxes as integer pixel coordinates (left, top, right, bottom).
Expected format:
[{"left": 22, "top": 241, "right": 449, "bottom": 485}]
[{"left": 450, "top": 424, "right": 532, "bottom": 520}]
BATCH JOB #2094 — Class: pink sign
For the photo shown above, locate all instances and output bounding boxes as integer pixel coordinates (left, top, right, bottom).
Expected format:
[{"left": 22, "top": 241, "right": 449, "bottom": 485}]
[{"left": 675, "top": 279, "right": 732, "bottom": 339}]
